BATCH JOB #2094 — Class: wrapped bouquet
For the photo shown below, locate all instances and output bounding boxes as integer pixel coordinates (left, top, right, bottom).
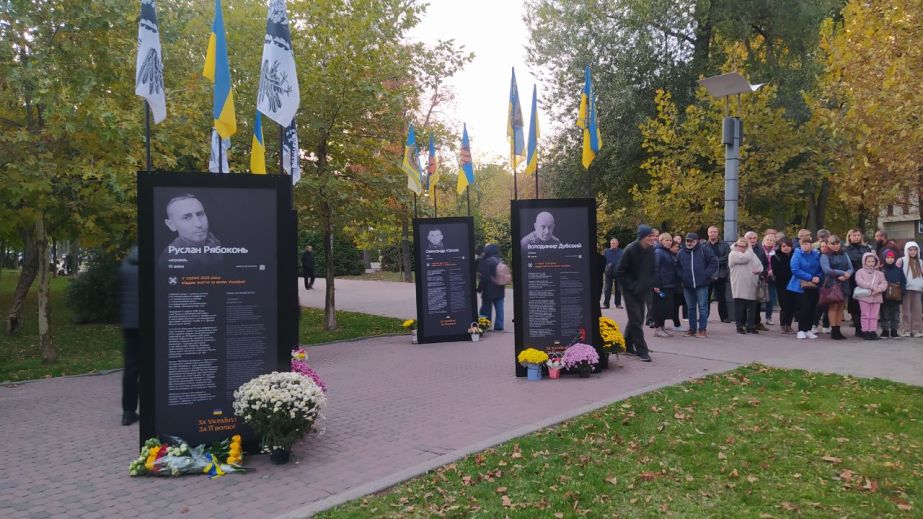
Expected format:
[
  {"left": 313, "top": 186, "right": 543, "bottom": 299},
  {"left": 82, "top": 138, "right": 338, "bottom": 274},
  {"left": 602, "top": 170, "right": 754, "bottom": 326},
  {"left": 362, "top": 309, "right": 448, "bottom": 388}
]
[{"left": 128, "top": 435, "right": 244, "bottom": 478}]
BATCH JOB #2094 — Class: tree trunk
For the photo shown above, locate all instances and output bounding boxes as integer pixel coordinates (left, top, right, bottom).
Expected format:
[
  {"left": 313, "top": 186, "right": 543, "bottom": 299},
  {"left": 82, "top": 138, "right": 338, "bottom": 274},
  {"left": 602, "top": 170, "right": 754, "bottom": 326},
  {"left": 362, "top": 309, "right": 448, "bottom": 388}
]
[
  {"left": 805, "top": 179, "right": 830, "bottom": 231},
  {"left": 5, "top": 224, "right": 39, "bottom": 335},
  {"left": 401, "top": 213, "right": 412, "bottom": 282},
  {"left": 36, "top": 214, "right": 55, "bottom": 363},
  {"left": 322, "top": 205, "right": 336, "bottom": 330}
]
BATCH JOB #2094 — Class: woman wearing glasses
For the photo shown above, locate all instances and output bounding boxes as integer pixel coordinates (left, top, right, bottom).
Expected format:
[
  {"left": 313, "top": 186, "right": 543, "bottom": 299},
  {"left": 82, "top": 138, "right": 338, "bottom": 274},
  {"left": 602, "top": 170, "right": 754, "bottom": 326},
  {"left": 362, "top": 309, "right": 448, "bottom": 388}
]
[{"left": 729, "top": 238, "right": 763, "bottom": 334}]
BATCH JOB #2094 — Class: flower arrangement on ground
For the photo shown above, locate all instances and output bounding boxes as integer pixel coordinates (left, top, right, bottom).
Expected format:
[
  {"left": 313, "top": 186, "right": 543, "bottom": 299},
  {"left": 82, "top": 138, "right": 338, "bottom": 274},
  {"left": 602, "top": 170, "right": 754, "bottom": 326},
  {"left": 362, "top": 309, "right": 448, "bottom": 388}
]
[
  {"left": 599, "top": 317, "right": 627, "bottom": 353},
  {"left": 517, "top": 347, "right": 549, "bottom": 366},
  {"left": 467, "top": 323, "right": 482, "bottom": 335},
  {"left": 233, "top": 372, "right": 327, "bottom": 456},
  {"left": 546, "top": 354, "right": 564, "bottom": 370},
  {"left": 291, "top": 346, "right": 327, "bottom": 392},
  {"left": 563, "top": 342, "right": 600, "bottom": 377},
  {"left": 128, "top": 435, "right": 244, "bottom": 478},
  {"left": 477, "top": 317, "right": 492, "bottom": 332},
  {"left": 402, "top": 319, "right": 417, "bottom": 331}
]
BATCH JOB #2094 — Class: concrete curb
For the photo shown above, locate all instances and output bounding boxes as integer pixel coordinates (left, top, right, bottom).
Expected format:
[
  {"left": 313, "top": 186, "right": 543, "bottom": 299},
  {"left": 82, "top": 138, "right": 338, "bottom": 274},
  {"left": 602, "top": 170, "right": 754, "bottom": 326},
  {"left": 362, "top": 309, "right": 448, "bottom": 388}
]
[{"left": 275, "top": 364, "right": 741, "bottom": 519}]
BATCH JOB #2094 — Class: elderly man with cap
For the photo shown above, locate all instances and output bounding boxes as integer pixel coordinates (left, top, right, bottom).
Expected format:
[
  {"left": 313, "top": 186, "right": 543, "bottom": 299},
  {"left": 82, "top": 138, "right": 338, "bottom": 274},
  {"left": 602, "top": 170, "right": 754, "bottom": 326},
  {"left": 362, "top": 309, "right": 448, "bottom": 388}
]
[
  {"left": 614, "top": 224, "right": 658, "bottom": 362},
  {"left": 675, "top": 232, "right": 718, "bottom": 337}
]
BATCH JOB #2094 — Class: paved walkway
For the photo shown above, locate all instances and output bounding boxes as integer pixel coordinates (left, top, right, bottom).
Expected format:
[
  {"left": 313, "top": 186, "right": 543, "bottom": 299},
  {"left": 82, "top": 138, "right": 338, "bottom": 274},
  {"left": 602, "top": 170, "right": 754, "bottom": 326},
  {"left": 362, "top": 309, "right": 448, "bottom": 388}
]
[{"left": 1, "top": 279, "right": 920, "bottom": 519}]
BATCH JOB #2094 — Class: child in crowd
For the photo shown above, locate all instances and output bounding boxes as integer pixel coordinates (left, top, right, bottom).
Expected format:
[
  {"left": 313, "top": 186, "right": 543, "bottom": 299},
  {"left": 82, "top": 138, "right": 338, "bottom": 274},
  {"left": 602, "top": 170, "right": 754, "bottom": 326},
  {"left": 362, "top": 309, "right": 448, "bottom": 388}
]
[
  {"left": 896, "top": 242, "right": 923, "bottom": 337},
  {"left": 854, "top": 252, "right": 888, "bottom": 340},
  {"left": 880, "top": 249, "right": 906, "bottom": 339}
]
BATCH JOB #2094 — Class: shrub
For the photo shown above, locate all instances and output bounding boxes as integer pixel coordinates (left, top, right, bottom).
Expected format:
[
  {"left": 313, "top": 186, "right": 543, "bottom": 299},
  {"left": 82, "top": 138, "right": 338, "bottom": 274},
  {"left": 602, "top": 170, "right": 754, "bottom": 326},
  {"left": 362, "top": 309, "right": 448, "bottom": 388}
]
[{"left": 65, "top": 249, "right": 121, "bottom": 324}]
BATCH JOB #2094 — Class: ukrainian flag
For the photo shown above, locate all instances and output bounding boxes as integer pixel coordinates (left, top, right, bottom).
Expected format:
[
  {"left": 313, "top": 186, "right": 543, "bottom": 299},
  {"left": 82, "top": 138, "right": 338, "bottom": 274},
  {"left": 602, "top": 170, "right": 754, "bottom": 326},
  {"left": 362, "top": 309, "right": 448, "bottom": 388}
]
[
  {"left": 401, "top": 124, "right": 422, "bottom": 194},
  {"left": 525, "top": 84, "right": 540, "bottom": 175},
  {"left": 203, "top": 0, "right": 236, "bottom": 139},
  {"left": 507, "top": 67, "right": 525, "bottom": 170},
  {"left": 250, "top": 112, "right": 266, "bottom": 174},
  {"left": 456, "top": 124, "right": 475, "bottom": 194},
  {"left": 427, "top": 135, "right": 439, "bottom": 197},
  {"left": 576, "top": 66, "right": 602, "bottom": 169}
]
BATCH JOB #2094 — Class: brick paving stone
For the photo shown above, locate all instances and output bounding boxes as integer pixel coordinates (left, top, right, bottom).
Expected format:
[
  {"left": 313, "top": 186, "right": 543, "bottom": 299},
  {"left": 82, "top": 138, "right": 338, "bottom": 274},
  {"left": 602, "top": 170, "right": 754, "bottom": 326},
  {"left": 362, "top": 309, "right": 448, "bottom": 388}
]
[{"left": 1, "top": 281, "right": 921, "bottom": 518}]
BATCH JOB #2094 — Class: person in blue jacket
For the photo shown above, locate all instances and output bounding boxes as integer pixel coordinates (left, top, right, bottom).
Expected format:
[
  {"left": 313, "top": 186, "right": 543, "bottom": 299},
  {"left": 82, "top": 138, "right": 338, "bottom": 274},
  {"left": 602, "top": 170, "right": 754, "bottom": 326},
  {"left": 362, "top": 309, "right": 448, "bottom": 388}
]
[
  {"left": 787, "top": 237, "right": 823, "bottom": 339},
  {"left": 675, "top": 232, "right": 718, "bottom": 337}
]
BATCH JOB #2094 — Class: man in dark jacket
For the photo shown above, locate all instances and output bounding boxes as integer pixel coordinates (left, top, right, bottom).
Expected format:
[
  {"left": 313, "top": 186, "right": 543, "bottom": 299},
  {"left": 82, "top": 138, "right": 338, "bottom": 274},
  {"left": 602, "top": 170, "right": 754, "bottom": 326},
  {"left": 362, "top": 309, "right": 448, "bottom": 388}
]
[
  {"left": 301, "top": 244, "right": 315, "bottom": 289},
  {"left": 705, "top": 226, "right": 732, "bottom": 323},
  {"left": 602, "top": 238, "right": 623, "bottom": 309},
  {"left": 120, "top": 246, "right": 140, "bottom": 426},
  {"left": 614, "top": 225, "right": 657, "bottom": 361},
  {"left": 477, "top": 243, "right": 506, "bottom": 331},
  {"left": 675, "top": 233, "right": 718, "bottom": 337}
]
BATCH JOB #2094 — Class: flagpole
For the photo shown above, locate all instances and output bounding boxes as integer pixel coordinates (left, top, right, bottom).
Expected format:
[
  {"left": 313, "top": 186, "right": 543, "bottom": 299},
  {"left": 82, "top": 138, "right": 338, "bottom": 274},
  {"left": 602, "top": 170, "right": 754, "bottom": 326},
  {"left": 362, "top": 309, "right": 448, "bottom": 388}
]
[
  {"left": 535, "top": 163, "right": 539, "bottom": 199},
  {"left": 144, "top": 101, "right": 152, "bottom": 172},
  {"left": 217, "top": 131, "right": 223, "bottom": 174},
  {"left": 279, "top": 123, "right": 284, "bottom": 174},
  {"left": 434, "top": 190, "right": 438, "bottom": 218},
  {"left": 586, "top": 165, "right": 592, "bottom": 198},
  {"left": 511, "top": 142, "right": 518, "bottom": 200},
  {"left": 466, "top": 187, "right": 471, "bottom": 217},
  {"left": 413, "top": 194, "right": 418, "bottom": 218}
]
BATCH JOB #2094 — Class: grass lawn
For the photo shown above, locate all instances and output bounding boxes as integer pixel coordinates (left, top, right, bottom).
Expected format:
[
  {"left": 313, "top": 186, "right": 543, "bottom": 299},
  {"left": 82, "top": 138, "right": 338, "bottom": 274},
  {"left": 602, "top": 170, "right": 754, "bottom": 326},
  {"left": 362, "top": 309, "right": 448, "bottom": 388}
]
[
  {"left": 317, "top": 365, "right": 923, "bottom": 518},
  {"left": 0, "top": 270, "right": 403, "bottom": 383}
]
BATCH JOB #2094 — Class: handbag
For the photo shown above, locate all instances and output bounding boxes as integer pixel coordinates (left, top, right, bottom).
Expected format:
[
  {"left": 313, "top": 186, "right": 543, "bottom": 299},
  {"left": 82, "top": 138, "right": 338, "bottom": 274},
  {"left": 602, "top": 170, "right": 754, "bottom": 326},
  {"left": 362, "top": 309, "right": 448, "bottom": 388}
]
[
  {"left": 853, "top": 287, "right": 872, "bottom": 298},
  {"left": 756, "top": 278, "right": 770, "bottom": 303},
  {"left": 799, "top": 279, "right": 817, "bottom": 289},
  {"left": 885, "top": 282, "right": 903, "bottom": 302},
  {"left": 819, "top": 279, "right": 845, "bottom": 306}
]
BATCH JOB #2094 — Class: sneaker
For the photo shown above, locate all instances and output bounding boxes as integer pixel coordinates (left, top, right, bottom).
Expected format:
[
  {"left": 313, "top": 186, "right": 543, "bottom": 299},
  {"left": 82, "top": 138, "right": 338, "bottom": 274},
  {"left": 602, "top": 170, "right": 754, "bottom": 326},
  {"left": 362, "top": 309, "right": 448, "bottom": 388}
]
[
  {"left": 870, "top": 332, "right": 881, "bottom": 340},
  {"left": 900, "top": 331, "right": 911, "bottom": 337},
  {"left": 822, "top": 327, "right": 831, "bottom": 334},
  {"left": 737, "top": 327, "right": 747, "bottom": 334},
  {"left": 891, "top": 329, "right": 900, "bottom": 339},
  {"left": 811, "top": 325, "right": 820, "bottom": 333},
  {"left": 806, "top": 331, "right": 818, "bottom": 339},
  {"left": 121, "top": 411, "right": 139, "bottom": 426},
  {"left": 684, "top": 329, "right": 697, "bottom": 337},
  {"left": 914, "top": 332, "right": 923, "bottom": 338},
  {"left": 747, "top": 328, "right": 759, "bottom": 334},
  {"left": 654, "top": 327, "right": 671, "bottom": 338},
  {"left": 721, "top": 318, "right": 732, "bottom": 324},
  {"left": 674, "top": 324, "right": 688, "bottom": 332},
  {"left": 796, "top": 331, "right": 807, "bottom": 339},
  {"left": 615, "top": 305, "right": 624, "bottom": 309},
  {"left": 765, "top": 319, "right": 774, "bottom": 325},
  {"left": 756, "top": 323, "right": 769, "bottom": 331},
  {"left": 696, "top": 330, "right": 707, "bottom": 338},
  {"left": 638, "top": 354, "right": 652, "bottom": 362}
]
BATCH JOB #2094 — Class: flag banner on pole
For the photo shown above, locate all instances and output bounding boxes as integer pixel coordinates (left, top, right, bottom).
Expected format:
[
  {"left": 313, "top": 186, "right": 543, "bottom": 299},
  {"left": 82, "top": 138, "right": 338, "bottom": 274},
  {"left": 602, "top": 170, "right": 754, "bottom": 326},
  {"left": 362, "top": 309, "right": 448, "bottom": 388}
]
[
  {"left": 208, "top": 128, "right": 230, "bottom": 173},
  {"left": 283, "top": 120, "right": 300, "bottom": 185},
  {"left": 203, "top": 0, "right": 236, "bottom": 139},
  {"left": 135, "top": 0, "right": 166, "bottom": 123},
  {"left": 250, "top": 112, "right": 266, "bottom": 174},
  {"left": 525, "top": 84, "right": 540, "bottom": 175},
  {"left": 576, "top": 65, "right": 602, "bottom": 169},
  {"left": 507, "top": 67, "right": 525, "bottom": 170},
  {"left": 401, "top": 124, "right": 422, "bottom": 195},
  {"left": 257, "top": 0, "right": 299, "bottom": 127},
  {"left": 456, "top": 124, "right": 475, "bottom": 194},
  {"left": 427, "top": 135, "right": 439, "bottom": 197}
]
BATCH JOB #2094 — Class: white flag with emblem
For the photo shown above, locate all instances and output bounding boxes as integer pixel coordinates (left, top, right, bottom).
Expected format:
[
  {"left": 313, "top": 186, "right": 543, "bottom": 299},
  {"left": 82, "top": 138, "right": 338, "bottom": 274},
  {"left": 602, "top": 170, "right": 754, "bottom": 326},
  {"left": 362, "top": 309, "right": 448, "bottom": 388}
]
[
  {"left": 257, "top": 0, "right": 299, "bottom": 126},
  {"left": 135, "top": 0, "right": 166, "bottom": 123},
  {"left": 208, "top": 128, "right": 230, "bottom": 173}
]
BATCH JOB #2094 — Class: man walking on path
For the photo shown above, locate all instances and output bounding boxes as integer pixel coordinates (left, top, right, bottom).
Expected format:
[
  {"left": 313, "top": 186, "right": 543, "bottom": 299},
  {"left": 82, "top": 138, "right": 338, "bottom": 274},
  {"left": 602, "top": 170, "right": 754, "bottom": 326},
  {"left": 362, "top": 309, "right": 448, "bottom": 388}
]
[
  {"left": 676, "top": 232, "right": 718, "bottom": 337},
  {"left": 705, "top": 226, "right": 731, "bottom": 323},
  {"left": 119, "top": 246, "right": 140, "bottom": 426},
  {"left": 302, "top": 244, "right": 316, "bottom": 290},
  {"left": 615, "top": 225, "right": 657, "bottom": 362},
  {"left": 602, "top": 238, "right": 623, "bottom": 309}
]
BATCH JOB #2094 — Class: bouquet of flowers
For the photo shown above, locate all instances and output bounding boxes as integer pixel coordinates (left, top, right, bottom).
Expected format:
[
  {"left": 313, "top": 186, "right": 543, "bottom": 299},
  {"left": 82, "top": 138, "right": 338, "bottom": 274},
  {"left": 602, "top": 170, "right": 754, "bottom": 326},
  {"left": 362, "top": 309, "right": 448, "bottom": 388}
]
[
  {"left": 128, "top": 435, "right": 244, "bottom": 478},
  {"left": 517, "top": 347, "right": 549, "bottom": 366},
  {"left": 562, "top": 342, "right": 600, "bottom": 369},
  {"left": 233, "top": 372, "right": 327, "bottom": 453},
  {"left": 402, "top": 319, "right": 417, "bottom": 331},
  {"left": 467, "top": 323, "right": 482, "bottom": 335},
  {"left": 477, "top": 317, "right": 492, "bottom": 332},
  {"left": 546, "top": 354, "right": 565, "bottom": 370},
  {"left": 599, "top": 317, "right": 627, "bottom": 353},
  {"left": 291, "top": 346, "right": 327, "bottom": 392}
]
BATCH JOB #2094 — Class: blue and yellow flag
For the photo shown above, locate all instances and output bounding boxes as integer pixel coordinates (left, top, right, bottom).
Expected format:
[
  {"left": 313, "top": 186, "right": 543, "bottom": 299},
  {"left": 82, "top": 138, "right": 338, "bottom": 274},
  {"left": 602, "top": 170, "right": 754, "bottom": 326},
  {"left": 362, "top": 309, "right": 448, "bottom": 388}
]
[
  {"left": 401, "top": 124, "right": 423, "bottom": 194},
  {"left": 525, "top": 84, "right": 540, "bottom": 175},
  {"left": 427, "top": 135, "right": 439, "bottom": 197},
  {"left": 456, "top": 124, "right": 475, "bottom": 194},
  {"left": 507, "top": 67, "right": 525, "bottom": 170},
  {"left": 576, "top": 66, "right": 602, "bottom": 169},
  {"left": 203, "top": 0, "right": 236, "bottom": 138},
  {"left": 250, "top": 112, "right": 266, "bottom": 174}
]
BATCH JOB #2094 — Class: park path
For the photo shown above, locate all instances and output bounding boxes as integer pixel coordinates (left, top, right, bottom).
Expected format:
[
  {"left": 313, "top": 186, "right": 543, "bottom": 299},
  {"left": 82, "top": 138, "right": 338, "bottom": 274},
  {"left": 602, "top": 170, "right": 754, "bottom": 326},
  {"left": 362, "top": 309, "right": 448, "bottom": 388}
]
[{"left": 0, "top": 279, "right": 920, "bottom": 519}]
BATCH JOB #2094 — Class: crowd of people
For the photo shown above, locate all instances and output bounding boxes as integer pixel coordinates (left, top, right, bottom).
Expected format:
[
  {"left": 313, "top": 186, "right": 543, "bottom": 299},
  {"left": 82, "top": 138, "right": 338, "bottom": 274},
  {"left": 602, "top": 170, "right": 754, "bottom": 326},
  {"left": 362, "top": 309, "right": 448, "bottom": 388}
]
[{"left": 603, "top": 225, "right": 923, "bottom": 362}]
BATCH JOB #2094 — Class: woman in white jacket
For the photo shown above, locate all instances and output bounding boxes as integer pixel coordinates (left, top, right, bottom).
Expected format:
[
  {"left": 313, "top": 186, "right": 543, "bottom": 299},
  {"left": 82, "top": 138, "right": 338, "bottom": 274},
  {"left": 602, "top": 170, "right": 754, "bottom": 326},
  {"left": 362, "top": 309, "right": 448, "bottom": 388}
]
[
  {"left": 729, "top": 238, "right": 763, "bottom": 334},
  {"left": 897, "top": 241, "right": 923, "bottom": 337}
]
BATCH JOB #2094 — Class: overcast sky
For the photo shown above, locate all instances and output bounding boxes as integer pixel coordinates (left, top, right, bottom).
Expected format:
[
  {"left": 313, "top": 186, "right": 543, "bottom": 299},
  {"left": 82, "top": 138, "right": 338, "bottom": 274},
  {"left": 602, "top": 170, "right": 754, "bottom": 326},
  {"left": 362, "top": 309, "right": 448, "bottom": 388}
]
[{"left": 407, "top": 1, "right": 546, "bottom": 164}]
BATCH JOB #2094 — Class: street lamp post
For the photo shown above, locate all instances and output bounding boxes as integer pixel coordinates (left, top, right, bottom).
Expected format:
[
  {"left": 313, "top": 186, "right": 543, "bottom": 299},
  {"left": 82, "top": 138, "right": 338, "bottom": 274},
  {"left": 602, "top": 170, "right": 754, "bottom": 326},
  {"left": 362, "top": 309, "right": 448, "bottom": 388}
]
[{"left": 698, "top": 73, "right": 764, "bottom": 243}]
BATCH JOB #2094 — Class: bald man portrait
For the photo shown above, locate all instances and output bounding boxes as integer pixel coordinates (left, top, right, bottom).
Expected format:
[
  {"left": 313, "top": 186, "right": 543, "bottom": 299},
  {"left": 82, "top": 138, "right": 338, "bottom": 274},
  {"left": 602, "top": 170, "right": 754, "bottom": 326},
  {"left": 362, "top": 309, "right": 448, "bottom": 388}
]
[
  {"left": 158, "top": 193, "right": 223, "bottom": 271},
  {"left": 520, "top": 211, "right": 562, "bottom": 252}
]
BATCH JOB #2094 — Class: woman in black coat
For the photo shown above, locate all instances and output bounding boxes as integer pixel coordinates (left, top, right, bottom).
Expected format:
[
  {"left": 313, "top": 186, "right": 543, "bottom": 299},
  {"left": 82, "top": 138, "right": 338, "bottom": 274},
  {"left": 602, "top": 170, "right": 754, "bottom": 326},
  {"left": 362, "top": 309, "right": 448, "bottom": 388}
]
[{"left": 771, "top": 238, "right": 796, "bottom": 334}]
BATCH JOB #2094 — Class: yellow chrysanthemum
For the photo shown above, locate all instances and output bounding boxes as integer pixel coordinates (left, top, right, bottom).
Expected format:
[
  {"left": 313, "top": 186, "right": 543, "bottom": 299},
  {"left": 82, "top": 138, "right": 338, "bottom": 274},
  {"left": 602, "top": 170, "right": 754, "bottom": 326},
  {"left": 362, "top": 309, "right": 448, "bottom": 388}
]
[{"left": 517, "top": 348, "right": 549, "bottom": 365}]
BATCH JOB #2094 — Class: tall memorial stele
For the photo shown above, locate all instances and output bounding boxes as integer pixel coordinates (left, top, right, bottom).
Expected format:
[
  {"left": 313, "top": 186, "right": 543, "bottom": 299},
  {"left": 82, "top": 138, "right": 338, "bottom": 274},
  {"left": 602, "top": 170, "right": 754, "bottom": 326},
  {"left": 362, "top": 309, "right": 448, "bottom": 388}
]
[
  {"left": 511, "top": 199, "right": 602, "bottom": 377},
  {"left": 137, "top": 172, "right": 298, "bottom": 449}
]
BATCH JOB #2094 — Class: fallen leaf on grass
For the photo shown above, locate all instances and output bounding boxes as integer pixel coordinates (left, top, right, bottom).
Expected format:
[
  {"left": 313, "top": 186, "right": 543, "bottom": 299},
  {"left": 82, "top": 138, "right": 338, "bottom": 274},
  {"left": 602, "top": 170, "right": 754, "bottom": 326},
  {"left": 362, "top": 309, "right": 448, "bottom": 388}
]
[
  {"left": 835, "top": 437, "right": 850, "bottom": 443},
  {"left": 718, "top": 452, "right": 727, "bottom": 460},
  {"left": 746, "top": 475, "right": 758, "bottom": 483},
  {"left": 495, "top": 487, "right": 508, "bottom": 494},
  {"left": 605, "top": 476, "right": 618, "bottom": 486},
  {"left": 729, "top": 469, "right": 739, "bottom": 478},
  {"left": 554, "top": 514, "right": 564, "bottom": 518},
  {"left": 821, "top": 455, "right": 842, "bottom": 464},
  {"left": 862, "top": 479, "right": 878, "bottom": 493},
  {"left": 640, "top": 471, "right": 662, "bottom": 481},
  {"left": 780, "top": 502, "right": 799, "bottom": 512},
  {"left": 501, "top": 496, "right": 512, "bottom": 507}
]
